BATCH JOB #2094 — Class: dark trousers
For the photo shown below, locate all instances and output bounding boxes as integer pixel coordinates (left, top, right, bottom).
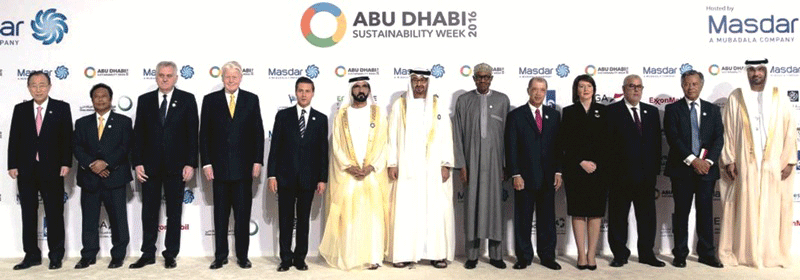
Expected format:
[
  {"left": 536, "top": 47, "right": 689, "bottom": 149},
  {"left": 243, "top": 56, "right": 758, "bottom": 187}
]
[
  {"left": 670, "top": 177, "right": 716, "bottom": 260},
  {"left": 213, "top": 179, "right": 252, "bottom": 261},
  {"left": 608, "top": 179, "right": 657, "bottom": 260},
  {"left": 80, "top": 185, "right": 130, "bottom": 260},
  {"left": 17, "top": 162, "right": 65, "bottom": 262},
  {"left": 514, "top": 185, "right": 556, "bottom": 263},
  {"left": 140, "top": 175, "right": 184, "bottom": 259},
  {"left": 278, "top": 187, "right": 314, "bottom": 265}
]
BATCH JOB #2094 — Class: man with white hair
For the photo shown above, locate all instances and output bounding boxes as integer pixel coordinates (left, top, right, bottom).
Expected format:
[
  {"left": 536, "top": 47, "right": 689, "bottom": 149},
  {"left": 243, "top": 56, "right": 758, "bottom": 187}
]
[
  {"left": 200, "top": 61, "right": 264, "bottom": 270},
  {"left": 319, "top": 76, "right": 389, "bottom": 270},
  {"left": 718, "top": 59, "right": 796, "bottom": 268},
  {"left": 386, "top": 69, "right": 455, "bottom": 269},
  {"left": 453, "top": 63, "right": 509, "bottom": 269}
]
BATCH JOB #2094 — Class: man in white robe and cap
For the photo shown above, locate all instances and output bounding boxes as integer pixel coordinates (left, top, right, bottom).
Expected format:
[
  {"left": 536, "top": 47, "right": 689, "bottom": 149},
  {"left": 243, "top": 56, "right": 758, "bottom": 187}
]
[
  {"left": 319, "top": 76, "right": 389, "bottom": 270},
  {"left": 386, "top": 68, "right": 456, "bottom": 269},
  {"left": 718, "top": 58, "right": 796, "bottom": 268}
]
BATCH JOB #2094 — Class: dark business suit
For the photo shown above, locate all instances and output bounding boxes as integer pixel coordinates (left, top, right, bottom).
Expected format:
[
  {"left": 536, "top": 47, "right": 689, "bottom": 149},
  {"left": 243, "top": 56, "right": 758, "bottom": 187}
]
[
  {"left": 267, "top": 106, "right": 328, "bottom": 265},
  {"left": 606, "top": 100, "right": 662, "bottom": 261},
  {"left": 7, "top": 98, "right": 72, "bottom": 263},
  {"left": 504, "top": 103, "right": 560, "bottom": 264},
  {"left": 199, "top": 89, "right": 264, "bottom": 261},
  {"left": 663, "top": 98, "right": 723, "bottom": 260},
  {"left": 74, "top": 111, "right": 132, "bottom": 260},
  {"left": 131, "top": 88, "right": 198, "bottom": 259}
]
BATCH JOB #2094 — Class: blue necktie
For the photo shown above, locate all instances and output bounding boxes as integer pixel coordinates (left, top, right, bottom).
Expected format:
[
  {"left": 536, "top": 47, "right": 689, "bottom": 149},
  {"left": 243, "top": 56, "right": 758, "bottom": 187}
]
[{"left": 690, "top": 102, "right": 700, "bottom": 155}]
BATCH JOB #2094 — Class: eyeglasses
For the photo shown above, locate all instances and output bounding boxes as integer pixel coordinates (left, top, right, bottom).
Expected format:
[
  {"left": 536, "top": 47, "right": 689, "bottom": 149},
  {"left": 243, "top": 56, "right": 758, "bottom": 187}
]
[
  {"left": 626, "top": 84, "right": 644, "bottom": 90},
  {"left": 474, "top": 74, "right": 492, "bottom": 81}
]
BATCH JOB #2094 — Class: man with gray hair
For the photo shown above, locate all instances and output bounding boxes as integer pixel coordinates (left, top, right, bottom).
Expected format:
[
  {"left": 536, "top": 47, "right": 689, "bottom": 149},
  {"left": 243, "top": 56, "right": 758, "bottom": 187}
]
[
  {"left": 200, "top": 61, "right": 264, "bottom": 269},
  {"left": 130, "top": 61, "right": 199, "bottom": 269},
  {"left": 453, "top": 63, "right": 509, "bottom": 269}
]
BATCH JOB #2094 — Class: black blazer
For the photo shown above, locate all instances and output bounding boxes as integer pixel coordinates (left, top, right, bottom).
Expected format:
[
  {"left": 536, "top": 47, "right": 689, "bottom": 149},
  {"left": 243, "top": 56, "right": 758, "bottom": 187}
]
[
  {"left": 607, "top": 100, "right": 662, "bottom": 184},
  {"left": 663, "top": 98, "right": 724, "bottom": 180},
  {"left": 559, "top": 102, "right": 610, "bottom": 180},
  {"left": 199, "top": 89, "right": 265, "bottom": 181},
  {"left": 267, "top": 106, "right": 328, "bottom": 191},
  {"left": 505, "top": 104, "right": 561, "bottom": 190},
  {"left": 73, "top": 111, "right": 133, "bottom": 191},
  {"left": 7, "top": 98, "right": 73, "bottom": 180},
  {"left": 131, "top": 88, "right": 199, "bottom": 176}
]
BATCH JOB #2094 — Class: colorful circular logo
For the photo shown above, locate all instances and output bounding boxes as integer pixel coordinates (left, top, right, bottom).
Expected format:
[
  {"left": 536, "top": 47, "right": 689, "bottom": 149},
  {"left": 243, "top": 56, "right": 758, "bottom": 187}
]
[
  {"left": 584, "top": 65, "right": 597, "bottom": 76},
  {"left": 209, "top": 66, "right": 220, "bottom": 78},
  {"left": 708, "top": 64, "right": 720, "bottom": 76},
  {"left": 335, "top": 66, "right": 347, "bottom": 77},
  {"left": 84, "top": 67, "right": 96, "bottom": 78},
  {"left": 460, "top": 65, "right": 472, "bottom": 77},
  {"left": 301, "top": 2, "right": 346, "bottom": 48}
]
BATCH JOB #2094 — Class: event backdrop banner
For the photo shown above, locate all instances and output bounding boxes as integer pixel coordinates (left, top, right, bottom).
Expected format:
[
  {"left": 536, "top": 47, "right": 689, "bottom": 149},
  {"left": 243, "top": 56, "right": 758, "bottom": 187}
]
[{"left": 0, "top": 0, "right": 798, "bottom": 258}]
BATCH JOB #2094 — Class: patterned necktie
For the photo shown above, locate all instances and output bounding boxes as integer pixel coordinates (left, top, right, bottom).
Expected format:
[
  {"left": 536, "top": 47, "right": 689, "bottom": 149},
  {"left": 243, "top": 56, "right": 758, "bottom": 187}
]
[
  {"left": 535, "top": 108, "right": 542, "bottom": 133},
  {"left": 690, "top": 102, "right": 700, "bottom": 155},
  {"left": 299, "top": 109, "right": 306, "bottom": 138},
  {"left": 160, "top": 94, "right": 168, "bottom": 124},
  {"left": 98, "top": 116, "right": 105, "bottom": 140},
  {"left": 228, "top": 93, "right": 235, "bottom": 118},
  {"left": 35, "top": 106, "right": 42, "bottom": 161},
  {"left": 632, "top": 107, "right": 642, "bottom": 135}
]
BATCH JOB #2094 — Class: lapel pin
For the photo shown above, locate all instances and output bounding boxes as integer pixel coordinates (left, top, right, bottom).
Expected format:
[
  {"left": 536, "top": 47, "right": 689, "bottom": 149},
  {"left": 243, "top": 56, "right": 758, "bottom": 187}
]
[
  {"left": 172, "top": 103, "right": 176, "bottom": 107},
  {"left": 595, "top": 114, "right": 601, "bottom": 118},
  {"left": 702, "top": 112, "right": 707, "bottom": 116},
  {"left": 312, "top": 117, "right": 316, "bottom": 121},
  {"left": 49, "top": 111, "right": 53, "bottom": 114},
  {"left": 437, "top": 114, "right": 442, "bottom": 120},
  {"left": 544, "top": 115, "right": 549, "bottom": 119},
  {"left": 108, "top": 125, "right": 112, "bottom": 128},
  {"left": 643, "top": 110, "right": 647, "bottom": 114},
  {"left": 489, "top": 105, "right": 493, "bottom": 109},
  {"left": 370, "top": 123, "right": 375, "bottom": 128},
  {"left": 595, "top": 110, "right": 599, "bottom": 113}
]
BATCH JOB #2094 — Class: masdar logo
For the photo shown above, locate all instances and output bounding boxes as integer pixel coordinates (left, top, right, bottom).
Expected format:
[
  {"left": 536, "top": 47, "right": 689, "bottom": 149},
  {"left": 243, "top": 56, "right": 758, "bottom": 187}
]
[
  {"left": 31, "top": 8, "right": 68, "bottom": 45},
  {"left": 301, "top": 2, "right": 346, "bottom": 47}
]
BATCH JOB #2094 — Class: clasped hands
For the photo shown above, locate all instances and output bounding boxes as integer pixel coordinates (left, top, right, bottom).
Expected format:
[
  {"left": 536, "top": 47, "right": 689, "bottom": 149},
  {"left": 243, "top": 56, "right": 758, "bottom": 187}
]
[
  {"left": 387, "top": 166, "right": 451, "bottom": 183},
  {"left": 345, "top": 165, "right": 375, "bottom": 180}
]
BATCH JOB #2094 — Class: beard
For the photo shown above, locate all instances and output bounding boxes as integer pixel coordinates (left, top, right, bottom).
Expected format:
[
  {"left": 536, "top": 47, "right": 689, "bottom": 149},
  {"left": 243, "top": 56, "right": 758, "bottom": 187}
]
[{"left": 352, "top": 92, "right": 368, "bottom": 103}]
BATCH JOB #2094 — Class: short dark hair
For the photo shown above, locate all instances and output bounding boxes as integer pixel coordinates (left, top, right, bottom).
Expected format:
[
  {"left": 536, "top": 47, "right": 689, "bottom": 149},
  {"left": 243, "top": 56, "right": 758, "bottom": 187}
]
[
  {"left": 90, "top": 83, "right": 113, "bottom": 100},
  {"left": 571, "top": 74, "right": 597, "bottom": 104},
  {"left": 295, "top": 76, "right": 315, "bottom": 92},
  {"left": 680, "top": 70, "right": 704, "bottom": 84},
  {"left": 27, "top": 71, "right": 51, "bottom": 86}
]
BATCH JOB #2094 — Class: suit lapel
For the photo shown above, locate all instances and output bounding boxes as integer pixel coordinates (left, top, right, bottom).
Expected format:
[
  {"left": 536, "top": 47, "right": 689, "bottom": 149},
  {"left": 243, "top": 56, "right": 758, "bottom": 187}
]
[
  {"left": 699, "top": 100, "right": 710, "bottom": 140},
  {"left": 521, "top": 104, "right": 537, "bottom": 133},
  {"left": 231, "top": 91, "right": 245, "bottom": 122},
  {"left": 164, "top": 91, "right": 179, "bottom": 126},
  {"left": 38, "top": 102, "right": 53, "bottom": 137},
  {"left": 89, "top": 113, "right": 100, "bottom": 147}
]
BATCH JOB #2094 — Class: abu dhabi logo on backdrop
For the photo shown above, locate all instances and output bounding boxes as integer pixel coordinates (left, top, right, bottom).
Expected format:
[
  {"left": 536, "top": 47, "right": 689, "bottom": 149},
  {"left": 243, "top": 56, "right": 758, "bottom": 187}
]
[
  {"left": 392, "top": 64, "right": 445, "bottom": 79},
  {"left": 707, "top": 5, "right": 798, "bottom": 44},
  {"left": 84, "top": 67, "right": 129, "bottom": 78},
  {"left": 16, "top": 66, "right": 68, "bottom": 81},
  {"left": 335, "top": 65, "right": 380, "bottom": 77},
  {"left": 708, "top": 64, "right": 745, "bottom": 75},
  {"left": 1, "top": 8, "right": 68, "bottom": 46},
  {"left": 643, "top": 63, "right": 693, "bottom": 78},
  {"left": 460, "top": 65, "right": 505, "bottom": 77},
  {"left": 584, "top": 65, "right": 628, "bottom": 76},
  {"left": 268, "top": 65, "right": 319, "bottom": 79},
  {"left": 518, "top": 64, "right": 570, "bottom": 79},
  {"left": 301, "top": 2, "right": 479, "bottom": 48}
]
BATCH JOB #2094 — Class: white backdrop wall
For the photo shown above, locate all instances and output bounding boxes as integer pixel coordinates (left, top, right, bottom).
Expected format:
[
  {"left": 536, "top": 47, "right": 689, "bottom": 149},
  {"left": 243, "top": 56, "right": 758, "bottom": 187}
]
[{"left": 0, "top": 0, "right": 798, "bottom": 259}]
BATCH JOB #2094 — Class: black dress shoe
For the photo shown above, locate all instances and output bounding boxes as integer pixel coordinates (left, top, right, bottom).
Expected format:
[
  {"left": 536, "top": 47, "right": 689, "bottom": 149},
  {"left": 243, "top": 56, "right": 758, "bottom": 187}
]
[
  {"left": 294, "top": 261, "right": 308, "bottom": 271},
  {"left": 698, "top": 257, "right": 724, "bottom": 268},
  {"left": 609, "top": 258, "right": 627, "bottom": 267},
  {"left": 108, "top": 258, "right": 124, "bottom": 269},
  {"left": 639, "top": 257, "right": 665, "bottom": 267},
  {"left": 464, "top": 259, "right": 478, "bottom": 269},
  {"left": 209, "top": 259, "right": 227, "bottom": 270},
  {"left": 587, "top": 265, "right": 597, "bottom": 270},
  {"left": 277, "top": 262, "right": 292, "bottom": 272},
  {"left": 577, "top": 264, "right": 588, "bottom": 270},
  {"left": 489, "top": 259, "right": 506, "bottom": 269},
  {"left": 540, "top": 260, "right": 561, "bottom": 270},
  {"left": 237, "top": 259, "right": 252, "bottom": 269},
  {"left": 512, "top": 261, "right": 529, "bottom": 269},
  {"left": 672, "top": 257, "right": 686, "bottom": 268},
  {"left": 13, "top": 259, "right": 41, "bottom": 270},
  {"left": 49, "top": 260, "right": 62, "bottom": 269},
  {"left": 128, "top": 257, "right": 155, "bottom": 269},
  {"left": 74, "top": 258, "right": 95, "bottom": 269},
  {"left": 164, "top": 257, "right": 177, "bottom": 269}
]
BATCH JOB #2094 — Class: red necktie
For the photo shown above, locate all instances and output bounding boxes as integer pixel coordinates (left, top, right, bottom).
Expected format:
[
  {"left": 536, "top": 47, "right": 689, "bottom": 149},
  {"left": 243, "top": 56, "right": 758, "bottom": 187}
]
[
  {"left": 535, "top": 109, "right": 542, "bottom": 133},
  {"left": 632, "top": 107, "right": 642, "bottom": 135}
]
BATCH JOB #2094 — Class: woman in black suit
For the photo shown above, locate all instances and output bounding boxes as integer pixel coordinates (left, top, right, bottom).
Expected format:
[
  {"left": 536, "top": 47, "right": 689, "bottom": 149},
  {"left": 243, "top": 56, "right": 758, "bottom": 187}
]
[{"left": 560, "top": 74, "right": 608, "bottom": 270}]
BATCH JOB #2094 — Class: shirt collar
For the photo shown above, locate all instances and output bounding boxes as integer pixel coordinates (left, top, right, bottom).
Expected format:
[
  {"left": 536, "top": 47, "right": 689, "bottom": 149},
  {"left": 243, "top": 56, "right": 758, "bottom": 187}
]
[
  {"left": 297, "top": 104, "right": 312, "bottom": 116},
  {"left": 528, "top": 101, "right": 543, "bottom": 112},
  {"left": 96, "top": 110, "right": 110, "bottom": 121},
  {"left": 685, "top": 97, "right": 701, "bottom": 108},
  {"left": 34, "top": 97, "right": 49, "bottom": 109},
  {"left": 624, "top": 98, "right": 639, "bottom": 109}
]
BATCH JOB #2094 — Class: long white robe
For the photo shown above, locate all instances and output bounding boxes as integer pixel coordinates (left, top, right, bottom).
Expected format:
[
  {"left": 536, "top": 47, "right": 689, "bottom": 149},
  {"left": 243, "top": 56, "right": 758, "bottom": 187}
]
[
  {"left": 386, "top": 93, "right": 456, "bottom": 263},
  {"left": 320, "top": 104, "right": 389, "bottom": 270},
  {"left": 718, "top": 87, "right": 796, "bottom": 268}
]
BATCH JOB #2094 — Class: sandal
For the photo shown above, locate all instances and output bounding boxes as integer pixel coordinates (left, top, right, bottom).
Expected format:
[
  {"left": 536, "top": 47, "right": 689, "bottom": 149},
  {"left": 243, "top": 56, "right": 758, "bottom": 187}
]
[
  {"left": 368, "top": 263, "right": 380, "bottom": 270},
  {"left": 431, "top": 260, "right": 448, "bottom": 269},
  {"left": 393, "top": 262, "right": 411, "bottom": 268}
]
